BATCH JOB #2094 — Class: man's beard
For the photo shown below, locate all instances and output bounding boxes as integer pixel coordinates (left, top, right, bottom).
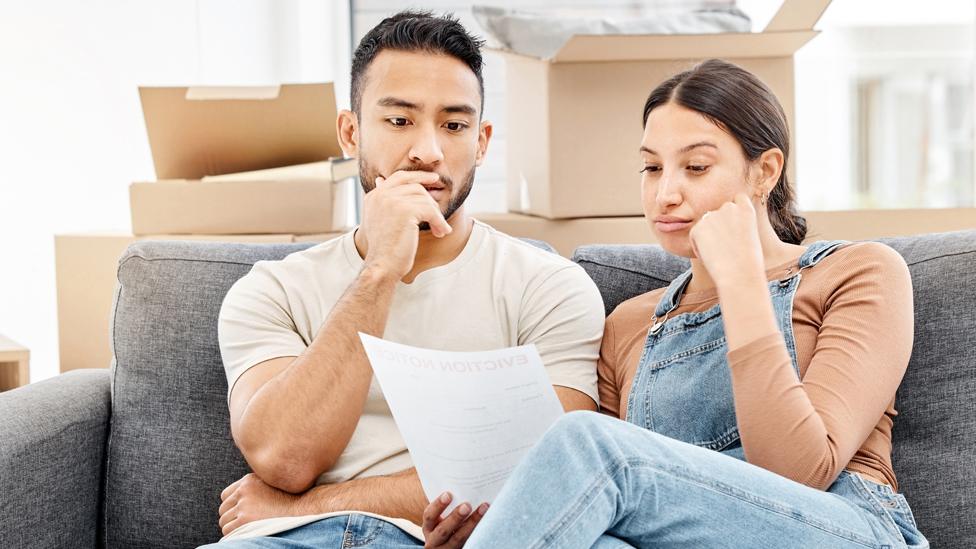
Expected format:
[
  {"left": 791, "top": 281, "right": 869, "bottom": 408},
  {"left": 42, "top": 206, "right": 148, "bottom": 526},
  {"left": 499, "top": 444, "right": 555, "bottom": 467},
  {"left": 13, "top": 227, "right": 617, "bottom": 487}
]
[{"left": 358, "top": 157, "right": 475, "bottom": 231}]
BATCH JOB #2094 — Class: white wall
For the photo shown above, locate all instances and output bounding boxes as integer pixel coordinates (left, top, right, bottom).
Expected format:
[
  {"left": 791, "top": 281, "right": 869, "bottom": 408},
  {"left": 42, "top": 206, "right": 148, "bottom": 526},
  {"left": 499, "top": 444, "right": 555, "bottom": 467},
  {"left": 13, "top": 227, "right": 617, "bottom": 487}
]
[{"left": 0, "top": 0, "right": 351, "bottom": 383}]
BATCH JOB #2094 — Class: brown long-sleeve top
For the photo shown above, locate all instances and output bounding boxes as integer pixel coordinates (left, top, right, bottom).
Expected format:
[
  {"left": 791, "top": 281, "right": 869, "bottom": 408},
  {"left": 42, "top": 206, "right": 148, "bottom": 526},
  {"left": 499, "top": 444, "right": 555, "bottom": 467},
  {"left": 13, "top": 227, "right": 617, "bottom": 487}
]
[{"left": 598, "top": 242, "right": 914, "bottom": 491}]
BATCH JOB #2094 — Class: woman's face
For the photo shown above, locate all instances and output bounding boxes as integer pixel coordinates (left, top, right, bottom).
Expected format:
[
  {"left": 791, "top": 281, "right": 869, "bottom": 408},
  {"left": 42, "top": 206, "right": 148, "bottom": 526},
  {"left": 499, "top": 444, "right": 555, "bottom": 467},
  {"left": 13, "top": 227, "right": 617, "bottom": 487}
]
[{"left": 640, "top": 101, "right": 755, "bottom": 258}]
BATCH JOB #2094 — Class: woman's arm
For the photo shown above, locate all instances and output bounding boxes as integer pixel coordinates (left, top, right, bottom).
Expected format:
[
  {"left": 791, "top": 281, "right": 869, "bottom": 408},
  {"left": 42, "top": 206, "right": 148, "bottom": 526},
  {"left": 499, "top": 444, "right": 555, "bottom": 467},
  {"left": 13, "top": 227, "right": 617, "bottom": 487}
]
[
  {"left": 721, "top": 242, "right": 913, "bottom": 489},
  {"left": 597, "top": 319, "right": 623, "bottom": 418}
]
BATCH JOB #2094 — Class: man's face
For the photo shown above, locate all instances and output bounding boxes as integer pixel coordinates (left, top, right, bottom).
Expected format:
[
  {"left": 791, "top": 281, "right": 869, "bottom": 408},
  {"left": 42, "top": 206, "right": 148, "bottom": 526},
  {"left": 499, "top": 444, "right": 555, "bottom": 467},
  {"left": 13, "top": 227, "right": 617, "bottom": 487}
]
[{"left": 352, "top": 50, "right": 489, "bottom": 227}]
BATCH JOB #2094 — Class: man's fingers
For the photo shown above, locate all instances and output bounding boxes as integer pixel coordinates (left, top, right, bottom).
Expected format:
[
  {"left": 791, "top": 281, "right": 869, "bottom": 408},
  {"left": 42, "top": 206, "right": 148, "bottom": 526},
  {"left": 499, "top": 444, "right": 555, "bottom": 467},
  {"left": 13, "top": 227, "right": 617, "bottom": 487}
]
[
  {"left": 220, "top": 479, "right": 242, "bottom": 501},
  {"left": 221, "top": 515, "right": 242, "bottom": 537},
  {"left": 379, "top": 171, "right": 440, "bottom": 189},
  {"left": 427, "top": 502, "right": 473, "bottom": 546},
  {"left": 401, "top": 194, "right": 451, "bottom": 238},
  {"left": 423, "top": 492, "right": 453, "bottom": 534},
  {"left": 447, "top": 503, "right": 489, "bottom": 547},
  {"left": 218, "top": 493, "right": 238, "bottom": 516},
  {"left": 218, "top": 504, "right": 237, "bottom": 530},
  {"left": 423, "top": 204, "right": 452, "bottom": 238}
]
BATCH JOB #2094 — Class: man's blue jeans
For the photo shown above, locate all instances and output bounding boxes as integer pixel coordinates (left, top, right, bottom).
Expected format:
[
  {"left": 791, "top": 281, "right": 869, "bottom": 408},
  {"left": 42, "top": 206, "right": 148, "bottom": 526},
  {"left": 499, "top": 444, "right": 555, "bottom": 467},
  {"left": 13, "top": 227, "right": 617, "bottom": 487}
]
[
  {"left": 465, "top": 411, "right": 928, "bottom": 549},
  {"left": 199, "top": 513, "right": 421, "bottom": 548}
]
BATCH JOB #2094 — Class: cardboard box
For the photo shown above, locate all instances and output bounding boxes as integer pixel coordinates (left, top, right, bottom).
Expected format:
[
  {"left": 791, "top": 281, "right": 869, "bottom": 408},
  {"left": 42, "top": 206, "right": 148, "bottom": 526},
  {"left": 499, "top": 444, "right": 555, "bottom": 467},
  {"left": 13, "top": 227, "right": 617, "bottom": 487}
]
[
  {"left": 476, "top": 208, "right": 976, "bottom": 257},
  {"left": 55, "top": 232, "right": 344, "bottom": 373},
  {"left": 803, "top": 208, "right": 976, "bottom": 242},
  {"left": 0, "top": 334, "right": 30, "bottom": 391},
  {"left": 130, "top": 83, "right": 357, "bottom": 235},
  {"left": 496, "top": 0, "right": 831, "bottom": 218},
  {"left": 476, "top": 213, "right": 653, "bottom": 256}
]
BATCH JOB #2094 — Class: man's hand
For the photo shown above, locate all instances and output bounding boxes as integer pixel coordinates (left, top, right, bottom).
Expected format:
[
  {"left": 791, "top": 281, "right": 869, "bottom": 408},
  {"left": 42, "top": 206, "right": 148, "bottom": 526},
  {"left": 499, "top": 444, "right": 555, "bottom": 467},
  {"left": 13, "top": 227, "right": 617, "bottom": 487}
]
[
  {"left": 361, "top": 171, "right": 453, "bottom": 280},
  {"left": 218, "top": 473, "right": 304, "bottom": 537},
  {"left": 422, "top": 492, "right": 488, "bottom": 549}
]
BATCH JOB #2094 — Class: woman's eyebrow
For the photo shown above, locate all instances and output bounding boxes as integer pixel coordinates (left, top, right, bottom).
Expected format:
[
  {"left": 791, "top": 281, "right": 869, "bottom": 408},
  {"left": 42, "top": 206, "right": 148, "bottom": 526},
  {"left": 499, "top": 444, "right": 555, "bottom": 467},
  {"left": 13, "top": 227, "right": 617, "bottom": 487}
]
[{"left": 640, "top": 142, "right": 718, "bottom": 155}]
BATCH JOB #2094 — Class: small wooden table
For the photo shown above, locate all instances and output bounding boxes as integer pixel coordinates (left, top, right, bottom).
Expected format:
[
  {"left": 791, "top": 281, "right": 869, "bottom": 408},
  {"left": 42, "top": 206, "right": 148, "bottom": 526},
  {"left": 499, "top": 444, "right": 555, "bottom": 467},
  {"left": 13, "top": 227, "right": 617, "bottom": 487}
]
[{"left": 0, "top": 334, "right": 30, "bottom": 391}]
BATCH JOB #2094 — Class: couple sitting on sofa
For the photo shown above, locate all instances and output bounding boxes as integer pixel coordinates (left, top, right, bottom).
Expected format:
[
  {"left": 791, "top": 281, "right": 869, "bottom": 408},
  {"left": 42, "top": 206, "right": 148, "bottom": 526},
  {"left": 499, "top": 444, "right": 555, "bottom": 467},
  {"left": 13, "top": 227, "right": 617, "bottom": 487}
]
[{"left": 204, "top": 10, "right": 927, "bottom": 549}]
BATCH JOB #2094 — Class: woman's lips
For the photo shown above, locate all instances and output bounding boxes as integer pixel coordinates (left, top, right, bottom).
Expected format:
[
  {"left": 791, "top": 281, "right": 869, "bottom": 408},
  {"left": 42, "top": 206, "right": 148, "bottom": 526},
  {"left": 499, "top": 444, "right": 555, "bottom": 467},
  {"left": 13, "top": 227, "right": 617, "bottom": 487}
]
[{"left": 654, "top": 219, "right": 692, "bottom": 233}]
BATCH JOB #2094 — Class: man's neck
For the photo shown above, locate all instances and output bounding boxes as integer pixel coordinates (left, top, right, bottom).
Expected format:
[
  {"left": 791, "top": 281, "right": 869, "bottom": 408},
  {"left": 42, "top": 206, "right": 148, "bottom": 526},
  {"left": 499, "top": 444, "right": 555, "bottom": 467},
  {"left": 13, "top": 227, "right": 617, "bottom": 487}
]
[{"left": 354, "top": 209, "right": 474, "bottom": 284}]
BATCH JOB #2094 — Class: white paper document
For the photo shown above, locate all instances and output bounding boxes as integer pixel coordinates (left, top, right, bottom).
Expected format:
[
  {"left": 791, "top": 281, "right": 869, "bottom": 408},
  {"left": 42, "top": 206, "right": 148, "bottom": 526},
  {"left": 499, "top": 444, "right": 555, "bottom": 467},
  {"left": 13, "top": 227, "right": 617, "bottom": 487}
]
[{"left": 358, "top": 333, "right": 565, "bottom": 513}]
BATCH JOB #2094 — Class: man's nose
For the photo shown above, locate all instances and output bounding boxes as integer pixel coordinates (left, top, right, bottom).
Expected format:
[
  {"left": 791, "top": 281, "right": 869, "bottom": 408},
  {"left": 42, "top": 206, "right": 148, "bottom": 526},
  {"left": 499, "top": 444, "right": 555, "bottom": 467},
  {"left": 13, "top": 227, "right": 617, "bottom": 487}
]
[{"left": 408, "top": 125, "right": 445, "bottom": 166}]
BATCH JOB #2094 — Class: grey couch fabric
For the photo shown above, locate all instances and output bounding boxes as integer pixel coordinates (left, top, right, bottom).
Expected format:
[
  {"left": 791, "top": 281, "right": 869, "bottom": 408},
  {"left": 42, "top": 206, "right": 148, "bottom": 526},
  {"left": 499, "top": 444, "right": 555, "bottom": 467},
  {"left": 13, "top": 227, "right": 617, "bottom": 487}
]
[
  {"left": 0, "top": 369, "right": 111, "bottom": 548},
  {"left": 104, "top": 241, "right": 316, "bottom": 548},
  {"left": 1, "top": 231, "right": 972, "bottom": 548},
  {"left": 573, "top": 229, "right": 976, "bottom": 549}
]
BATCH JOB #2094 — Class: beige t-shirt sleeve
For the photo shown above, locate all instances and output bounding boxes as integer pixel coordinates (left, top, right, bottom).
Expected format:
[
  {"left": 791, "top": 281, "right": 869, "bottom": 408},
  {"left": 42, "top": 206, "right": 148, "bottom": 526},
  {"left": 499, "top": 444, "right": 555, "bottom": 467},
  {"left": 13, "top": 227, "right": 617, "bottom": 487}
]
[
  {"left": 217, "top": 262, "right": 308, "bottom": 401},
  {"left": 517, "top": 264, "right": 606, "bottom": 406}
]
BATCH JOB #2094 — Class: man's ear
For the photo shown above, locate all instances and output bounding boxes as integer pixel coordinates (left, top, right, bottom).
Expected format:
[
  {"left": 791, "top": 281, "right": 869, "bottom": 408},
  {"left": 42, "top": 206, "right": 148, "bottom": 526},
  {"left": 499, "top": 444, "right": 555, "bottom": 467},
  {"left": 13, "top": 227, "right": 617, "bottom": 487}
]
[
  {"left": 475, "top": 120, "right": 493, "bottom": 167},
  {"left": 754, "top": 147, "right": 784, "bottom": 197},
  {"left": 337, "top": 109, "right": 359, "bottom": 158}
]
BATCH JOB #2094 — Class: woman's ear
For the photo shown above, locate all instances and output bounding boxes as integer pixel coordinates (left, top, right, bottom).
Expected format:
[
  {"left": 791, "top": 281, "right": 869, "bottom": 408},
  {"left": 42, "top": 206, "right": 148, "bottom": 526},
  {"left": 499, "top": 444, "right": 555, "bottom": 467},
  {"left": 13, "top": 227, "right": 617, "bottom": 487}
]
[
  {"left": 336, "top": 109, "right": 359, "bottom": 158},
  {"left": 755, "top": 148, "right": 785, "bottom": 198}
]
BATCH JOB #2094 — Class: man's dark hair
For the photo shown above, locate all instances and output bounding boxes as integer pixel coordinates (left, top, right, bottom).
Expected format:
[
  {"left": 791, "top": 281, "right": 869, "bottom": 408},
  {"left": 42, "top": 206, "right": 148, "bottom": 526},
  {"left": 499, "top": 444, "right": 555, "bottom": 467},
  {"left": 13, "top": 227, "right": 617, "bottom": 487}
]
[{"left": 350, "top": 10, "right": 485, "bottom": 115}]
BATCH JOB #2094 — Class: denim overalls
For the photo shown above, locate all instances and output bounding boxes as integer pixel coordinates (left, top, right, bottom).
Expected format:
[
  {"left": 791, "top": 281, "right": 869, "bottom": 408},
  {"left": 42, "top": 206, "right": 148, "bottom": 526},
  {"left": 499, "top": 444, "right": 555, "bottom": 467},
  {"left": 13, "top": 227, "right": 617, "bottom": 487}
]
[
  {"left": 625, "top": 239, "right": 848, "bottom": 458},
  {"left": 621, "top": 239, "right": 927, "bottom": 547}
]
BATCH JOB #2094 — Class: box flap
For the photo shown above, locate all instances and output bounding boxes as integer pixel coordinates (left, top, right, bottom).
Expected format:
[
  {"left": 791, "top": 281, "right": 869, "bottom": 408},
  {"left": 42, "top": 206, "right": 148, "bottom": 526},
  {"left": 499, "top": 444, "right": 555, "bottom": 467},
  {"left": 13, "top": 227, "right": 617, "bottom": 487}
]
[
  {"left": 764, "top": 0, "right": 832, "bottom": 32},
  {"left": 140, "top": 83, "right": 342, "bottom": 180},
  {"left": 547, "top": 30, "right": 817, "bottom": 63}
]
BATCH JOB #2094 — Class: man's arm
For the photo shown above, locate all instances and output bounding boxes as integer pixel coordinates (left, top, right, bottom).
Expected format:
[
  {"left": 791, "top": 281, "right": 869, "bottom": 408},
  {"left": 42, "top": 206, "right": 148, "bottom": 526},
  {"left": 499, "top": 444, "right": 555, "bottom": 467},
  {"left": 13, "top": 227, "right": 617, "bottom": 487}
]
[
  {"left": 230, "top": 267, "right": 399, "bottom": 493},
  {"left": 229, "top": 172, "right": 451, "bottom": 493},
  {"left": 554, "top": 386, "right": 597, "bottom": 413}
]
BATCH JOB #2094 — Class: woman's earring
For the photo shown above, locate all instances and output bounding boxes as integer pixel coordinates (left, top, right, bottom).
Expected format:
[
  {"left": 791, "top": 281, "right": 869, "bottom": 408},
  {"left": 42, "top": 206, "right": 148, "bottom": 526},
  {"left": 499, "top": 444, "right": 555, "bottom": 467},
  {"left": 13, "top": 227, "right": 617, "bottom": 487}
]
[{"left": 760, "top": 192, "right": 768, "bottom": 206}]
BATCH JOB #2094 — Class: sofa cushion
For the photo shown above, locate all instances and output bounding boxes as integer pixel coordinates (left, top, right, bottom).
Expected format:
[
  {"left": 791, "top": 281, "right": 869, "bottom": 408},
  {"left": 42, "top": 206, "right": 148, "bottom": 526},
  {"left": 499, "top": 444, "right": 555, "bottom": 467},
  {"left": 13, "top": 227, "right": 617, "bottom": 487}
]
[
  {"left": 106, "top": 241, "right": 315, "bottom": 548},
  {"left": 105, "top": 236, "right": 556, "bottom": 548},
  {"left": 572, "top": 229, "right": 976, "bottom": 549}
]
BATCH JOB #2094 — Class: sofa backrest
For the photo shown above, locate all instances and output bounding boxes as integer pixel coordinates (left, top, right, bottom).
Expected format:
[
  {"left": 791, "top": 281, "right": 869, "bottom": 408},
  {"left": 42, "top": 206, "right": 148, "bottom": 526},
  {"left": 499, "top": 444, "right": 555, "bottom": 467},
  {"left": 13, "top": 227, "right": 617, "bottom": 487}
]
[
  {"left": 105, "top": 237, "right": 556, "bottom": 548},
  {"left": 573, "top": 229, "right": 976, "bottom": 549},
  {"left": 106, "top": 241, "right": 313, "bottom": 547}
]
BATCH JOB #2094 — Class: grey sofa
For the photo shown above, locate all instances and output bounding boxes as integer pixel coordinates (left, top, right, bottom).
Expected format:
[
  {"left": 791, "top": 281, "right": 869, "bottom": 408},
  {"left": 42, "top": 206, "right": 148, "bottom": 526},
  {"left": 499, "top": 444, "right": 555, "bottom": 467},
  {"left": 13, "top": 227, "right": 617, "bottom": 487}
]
[{"left": 1, "top": 231, "right": 973, "bottom": 548}]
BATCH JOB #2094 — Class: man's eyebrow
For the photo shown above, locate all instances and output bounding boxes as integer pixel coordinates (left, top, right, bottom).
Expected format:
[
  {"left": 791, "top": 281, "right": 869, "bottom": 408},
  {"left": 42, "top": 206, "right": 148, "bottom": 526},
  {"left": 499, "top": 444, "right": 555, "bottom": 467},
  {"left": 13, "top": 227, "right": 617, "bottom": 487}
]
[
  {"left": 376, "top": 98, "right": 477, "bottom": 116},
  {"left": 639, "top": 142, "right": 718, "bottom": 155},
  {"left": 377, "top": 97, "right": 421, "bottom": 110},
  {"left": 442, "top": 104, "right": 478, "bottom": 116}
]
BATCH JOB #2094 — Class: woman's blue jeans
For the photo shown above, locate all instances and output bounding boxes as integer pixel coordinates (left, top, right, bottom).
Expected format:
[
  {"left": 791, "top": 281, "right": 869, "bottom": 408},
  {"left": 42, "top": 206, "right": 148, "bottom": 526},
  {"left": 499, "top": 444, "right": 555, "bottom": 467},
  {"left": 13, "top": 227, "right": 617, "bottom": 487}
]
[{"left": 465, "top": 411, "right": 928, "bottom": 549}]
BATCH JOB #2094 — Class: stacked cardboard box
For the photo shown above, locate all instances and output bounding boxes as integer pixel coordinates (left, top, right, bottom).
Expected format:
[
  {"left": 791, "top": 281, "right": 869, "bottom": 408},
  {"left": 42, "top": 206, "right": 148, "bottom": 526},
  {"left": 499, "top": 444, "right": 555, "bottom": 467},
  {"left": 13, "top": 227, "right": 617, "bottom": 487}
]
[{"left": 56, "top": 83, "right": 357, "bottom": 373}]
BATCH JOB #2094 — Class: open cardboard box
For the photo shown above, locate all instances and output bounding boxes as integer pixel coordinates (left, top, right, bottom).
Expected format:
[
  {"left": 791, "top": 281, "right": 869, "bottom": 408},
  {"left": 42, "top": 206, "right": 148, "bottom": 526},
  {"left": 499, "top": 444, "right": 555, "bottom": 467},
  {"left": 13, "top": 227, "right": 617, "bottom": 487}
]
[
  {"left": 130, "top": 83, "right": 356, "bottom": 235},
  {"left": 496, "top": 0, "right": 832, "bottom": 218}
]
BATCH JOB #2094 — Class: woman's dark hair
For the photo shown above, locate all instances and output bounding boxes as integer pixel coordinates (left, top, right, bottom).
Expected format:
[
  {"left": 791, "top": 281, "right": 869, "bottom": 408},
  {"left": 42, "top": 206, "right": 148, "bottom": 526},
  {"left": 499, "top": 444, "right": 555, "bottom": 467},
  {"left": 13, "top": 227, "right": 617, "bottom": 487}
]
[
  {"left": 350, "top": 10, "right": 485, "bottom": 115},
  {"left": 642, "top": 59, "right": 807, "bottom": 245}
]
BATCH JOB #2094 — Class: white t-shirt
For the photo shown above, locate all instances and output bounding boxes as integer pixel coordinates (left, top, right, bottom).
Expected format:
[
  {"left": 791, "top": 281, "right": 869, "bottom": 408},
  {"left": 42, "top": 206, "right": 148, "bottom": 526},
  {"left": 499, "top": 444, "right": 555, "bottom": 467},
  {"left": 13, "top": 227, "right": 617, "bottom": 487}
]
[{"left": 216, "top": 219, "right": 605, "bottom": 541}]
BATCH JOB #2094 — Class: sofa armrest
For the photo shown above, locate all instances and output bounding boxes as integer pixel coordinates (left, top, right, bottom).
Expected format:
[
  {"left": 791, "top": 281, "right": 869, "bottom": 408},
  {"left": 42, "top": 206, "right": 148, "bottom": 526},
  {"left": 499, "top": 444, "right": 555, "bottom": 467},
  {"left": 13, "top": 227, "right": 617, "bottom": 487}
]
[{"left": 0, "top": 369, "right": 111, "bottom": 548}]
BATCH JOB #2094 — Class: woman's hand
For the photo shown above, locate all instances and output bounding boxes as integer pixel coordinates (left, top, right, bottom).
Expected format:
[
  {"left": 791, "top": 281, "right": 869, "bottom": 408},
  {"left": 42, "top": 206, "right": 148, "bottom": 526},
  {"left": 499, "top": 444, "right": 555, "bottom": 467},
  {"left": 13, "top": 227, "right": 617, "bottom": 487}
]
[
  {"left": 688, "top": 193, "right": 765, "bottom": 288},
  {"left": 422, "top": 492, "right": 489, "bottom": 549}
]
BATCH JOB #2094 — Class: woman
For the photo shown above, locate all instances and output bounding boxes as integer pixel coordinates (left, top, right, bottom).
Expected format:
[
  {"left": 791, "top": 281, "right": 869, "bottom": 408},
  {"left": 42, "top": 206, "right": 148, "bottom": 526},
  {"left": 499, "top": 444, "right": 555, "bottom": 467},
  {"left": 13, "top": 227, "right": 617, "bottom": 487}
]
[{"left": 422, "top": 59, "right": 928, "bottom": 548}]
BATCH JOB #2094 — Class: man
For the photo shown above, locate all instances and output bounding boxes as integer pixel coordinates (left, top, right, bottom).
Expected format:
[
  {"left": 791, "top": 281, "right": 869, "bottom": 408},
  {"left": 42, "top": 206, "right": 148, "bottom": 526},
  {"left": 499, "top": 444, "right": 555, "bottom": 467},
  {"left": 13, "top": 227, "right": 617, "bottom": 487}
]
[{"left": 203, "top": 10, "right": 605, "bottom": 548}]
